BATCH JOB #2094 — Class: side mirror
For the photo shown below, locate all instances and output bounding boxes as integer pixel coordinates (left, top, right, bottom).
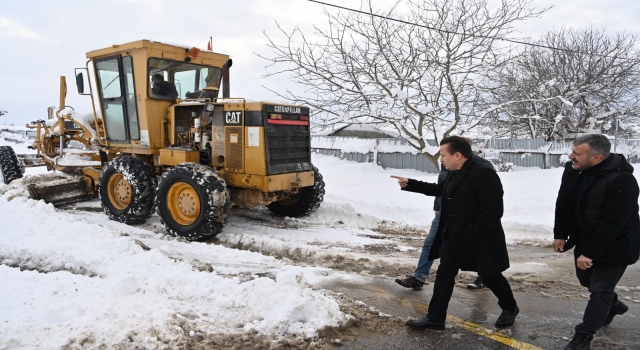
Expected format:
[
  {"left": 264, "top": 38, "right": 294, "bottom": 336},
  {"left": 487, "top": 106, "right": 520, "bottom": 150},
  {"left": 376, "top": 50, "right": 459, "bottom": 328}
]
[
  {"left": 74, "top": 68, "right": 91, "bottom": 96},
  {"left": 76, "top": 72, "right": 84, "bottom": 94}
]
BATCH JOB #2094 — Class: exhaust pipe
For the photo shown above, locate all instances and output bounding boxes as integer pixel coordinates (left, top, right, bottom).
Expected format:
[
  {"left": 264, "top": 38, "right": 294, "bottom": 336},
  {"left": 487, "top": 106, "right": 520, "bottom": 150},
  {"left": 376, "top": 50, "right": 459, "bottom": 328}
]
[{"left": 222, "top": 59, "right": 232, "bottom": 98}]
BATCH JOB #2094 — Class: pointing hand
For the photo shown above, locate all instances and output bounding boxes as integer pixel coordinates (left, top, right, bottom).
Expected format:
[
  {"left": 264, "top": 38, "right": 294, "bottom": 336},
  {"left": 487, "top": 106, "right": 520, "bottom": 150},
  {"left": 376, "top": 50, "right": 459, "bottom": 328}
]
[{"left": 390, "top": 175, "right": 408, "bottom": 188}]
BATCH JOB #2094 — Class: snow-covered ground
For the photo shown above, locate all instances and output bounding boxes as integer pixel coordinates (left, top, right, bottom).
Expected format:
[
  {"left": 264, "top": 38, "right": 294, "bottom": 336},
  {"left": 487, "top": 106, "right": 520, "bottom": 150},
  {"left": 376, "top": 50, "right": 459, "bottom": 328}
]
[
  {"left": 0, "top": 130, "right": 32, "bottom": 154},
  {"left": 305, "top": 155, "right": 568, "bottom": 242},
  {"left": 1, "top": 135, "right": 639, "bottom": 349},
  {"left": 0, "top": 183, "right": 353, "bottom": 349}
]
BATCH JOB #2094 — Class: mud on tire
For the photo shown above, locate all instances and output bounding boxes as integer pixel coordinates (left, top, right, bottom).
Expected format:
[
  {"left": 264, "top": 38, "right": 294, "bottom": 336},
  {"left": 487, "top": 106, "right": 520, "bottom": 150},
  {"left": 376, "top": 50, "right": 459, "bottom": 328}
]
[
  {"left": 99, "top": 156, "right": 157, "bottom": 225},
  {"left": 0, "top": 146, "right": 24, "bottom": 185},
  {"left": 156, "top": 163, "right": 231, "bottom": 241},
  {"left": 267, "top": 166, "right": 325, "bottom": 217}
]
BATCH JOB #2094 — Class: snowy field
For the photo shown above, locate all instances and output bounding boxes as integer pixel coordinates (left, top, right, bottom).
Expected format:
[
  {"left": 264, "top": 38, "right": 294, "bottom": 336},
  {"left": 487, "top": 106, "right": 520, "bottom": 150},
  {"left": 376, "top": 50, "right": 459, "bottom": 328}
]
[{"left": 1, "top": 134, "right": 639, "bottom": 349}]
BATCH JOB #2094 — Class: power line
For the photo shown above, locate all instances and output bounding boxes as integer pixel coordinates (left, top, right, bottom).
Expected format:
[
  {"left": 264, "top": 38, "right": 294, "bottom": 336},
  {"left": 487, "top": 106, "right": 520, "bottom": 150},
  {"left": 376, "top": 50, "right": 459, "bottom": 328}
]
[{"left": 307, "top": 0, "right": 636, "bottom": 60}]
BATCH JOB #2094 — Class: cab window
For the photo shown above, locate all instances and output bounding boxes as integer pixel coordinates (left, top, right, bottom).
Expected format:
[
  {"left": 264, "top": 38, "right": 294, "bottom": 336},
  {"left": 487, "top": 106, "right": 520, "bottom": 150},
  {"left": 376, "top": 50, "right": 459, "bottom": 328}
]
[
  {"left": 148, "top": 58, "right": 222, "bottom": 100},
  {"left": 95, "top": 57, "right": 126, "bottom": 141}
]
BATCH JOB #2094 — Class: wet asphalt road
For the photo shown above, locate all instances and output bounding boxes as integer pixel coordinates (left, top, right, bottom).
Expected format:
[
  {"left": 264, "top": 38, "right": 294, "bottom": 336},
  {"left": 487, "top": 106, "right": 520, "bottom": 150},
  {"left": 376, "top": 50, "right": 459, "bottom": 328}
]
[
  {"left": 313, "top": 246, "right": 640, "bottom": 350},
  {"left": 320, "top": 278, "right": 640, "bottom": 349}
]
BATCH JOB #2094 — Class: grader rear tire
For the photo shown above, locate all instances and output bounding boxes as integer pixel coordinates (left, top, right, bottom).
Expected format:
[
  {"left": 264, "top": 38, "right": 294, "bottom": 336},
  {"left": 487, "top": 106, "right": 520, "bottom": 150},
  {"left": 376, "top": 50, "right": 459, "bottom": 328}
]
[
  {"left": 156, "top": 163, "right": 231, "bottom": 241},
  {"left": 99, "top": 156, "right": 157, "bottom": 225},
  {"left": 267, "top": 166, "right": 325, "bottom": 217},
  {"left": 0, "top": 146, "right": 24, "bottom": 185}
]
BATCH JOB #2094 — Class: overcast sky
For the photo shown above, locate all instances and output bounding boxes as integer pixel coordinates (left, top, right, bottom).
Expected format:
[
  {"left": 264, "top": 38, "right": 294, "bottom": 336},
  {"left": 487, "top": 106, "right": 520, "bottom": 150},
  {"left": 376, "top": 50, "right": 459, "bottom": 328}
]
[{"left": 1, "top": 0, "right": 639, "bottom": 126}]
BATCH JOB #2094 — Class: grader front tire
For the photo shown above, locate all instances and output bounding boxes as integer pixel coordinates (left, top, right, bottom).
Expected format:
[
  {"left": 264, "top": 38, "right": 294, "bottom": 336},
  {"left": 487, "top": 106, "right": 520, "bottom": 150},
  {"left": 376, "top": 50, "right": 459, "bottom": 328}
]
[
  {"left": 0, "top": 146, "right": 24, "bottom": 185},
  {"left": 156, "top": 163, "right": 231, "bottom": 241},
  {"left": 99, "top": 156, "right": 157, "bottom": 225}
]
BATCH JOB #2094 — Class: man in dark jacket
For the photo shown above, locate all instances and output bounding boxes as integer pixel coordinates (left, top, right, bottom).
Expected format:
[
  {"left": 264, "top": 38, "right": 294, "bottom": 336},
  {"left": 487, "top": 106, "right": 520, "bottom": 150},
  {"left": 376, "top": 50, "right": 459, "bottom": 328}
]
[
  {"left": 553, "top": 134, "right": 640, "bottom": 350},
  {"left": 395, "top": 158, "right": 491, "bottom": 290},
  {"left": 391, "top": 136, "right": 518, "bottom": 330}
]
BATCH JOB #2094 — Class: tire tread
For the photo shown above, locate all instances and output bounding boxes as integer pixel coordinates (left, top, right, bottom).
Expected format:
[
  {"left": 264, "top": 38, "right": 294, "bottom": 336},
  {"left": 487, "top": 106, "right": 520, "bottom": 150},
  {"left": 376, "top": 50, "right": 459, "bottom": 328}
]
[
  {"left": 0, "top": 146, "right": 24, "bottom": 185},
  {"left": 99, "top": 156, "right": 157, "bottom": 225},
  {"left": 156, "top": 163, "right": 231, "bottom": 241}
]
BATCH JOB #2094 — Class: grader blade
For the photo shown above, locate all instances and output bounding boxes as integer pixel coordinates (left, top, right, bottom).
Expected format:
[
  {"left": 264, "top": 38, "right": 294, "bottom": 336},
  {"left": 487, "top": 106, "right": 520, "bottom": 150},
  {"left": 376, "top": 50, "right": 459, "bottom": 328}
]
[{"left": 26, "top": 175, "right": 96, "bottom": 207}]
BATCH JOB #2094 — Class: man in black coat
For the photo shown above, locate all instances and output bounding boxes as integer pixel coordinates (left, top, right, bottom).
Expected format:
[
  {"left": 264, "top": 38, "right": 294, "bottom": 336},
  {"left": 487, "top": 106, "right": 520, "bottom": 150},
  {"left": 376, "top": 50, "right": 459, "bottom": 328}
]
[
  {"left": 395, "top": 158, "right": 492, "bottom": 291},
  {"left": 553, "top": 134, "right": 640, "bottom": 350},
  {"left": 391, "top": 136, "right": 518, "bottom": 330}
]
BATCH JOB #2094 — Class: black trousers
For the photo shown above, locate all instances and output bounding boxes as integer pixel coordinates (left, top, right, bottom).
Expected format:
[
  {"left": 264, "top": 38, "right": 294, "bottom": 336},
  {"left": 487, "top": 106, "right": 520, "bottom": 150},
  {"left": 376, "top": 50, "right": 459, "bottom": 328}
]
[
  {"left": 574, "top": 262, "right": 627, "bottom": 335},
  {"left": 426, "top": 242, "right": 517, "bottom": 323}
]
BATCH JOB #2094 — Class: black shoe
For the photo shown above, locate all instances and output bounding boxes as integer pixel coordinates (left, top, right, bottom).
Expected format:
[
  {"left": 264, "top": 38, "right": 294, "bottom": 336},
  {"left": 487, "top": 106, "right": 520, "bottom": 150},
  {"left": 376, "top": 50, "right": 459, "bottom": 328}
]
[
  {"left": 564, "top": 332, "right": 593, "bottom": 350},
  {"left": 604, "top": 301, "right": 628, "bottom": 326},
  {"left": 467, "top": 277, "right": 485, "bottom": 289},
  {"left": 395, "top": 276, "right": 425, "bottom": 290},
  {"left": 406, "top": 316, "right": 446, "bottom": 330},
  {"left": 495, "top": 306, "right": 519, "bottom": 328}
]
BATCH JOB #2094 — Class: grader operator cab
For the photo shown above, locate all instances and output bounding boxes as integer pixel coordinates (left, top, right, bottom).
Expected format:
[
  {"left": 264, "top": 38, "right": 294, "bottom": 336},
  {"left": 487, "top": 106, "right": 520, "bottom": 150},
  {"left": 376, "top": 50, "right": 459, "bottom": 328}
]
[{"left": 0, "top": 40, "right": 324, "bottom": 240}]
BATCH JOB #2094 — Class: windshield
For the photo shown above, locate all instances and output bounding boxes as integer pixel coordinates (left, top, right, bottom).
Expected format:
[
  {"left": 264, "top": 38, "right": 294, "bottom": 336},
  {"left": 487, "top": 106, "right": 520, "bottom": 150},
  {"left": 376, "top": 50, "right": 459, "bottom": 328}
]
[{"left": 148, "top": 58, "right": 222, "bottom": 100}]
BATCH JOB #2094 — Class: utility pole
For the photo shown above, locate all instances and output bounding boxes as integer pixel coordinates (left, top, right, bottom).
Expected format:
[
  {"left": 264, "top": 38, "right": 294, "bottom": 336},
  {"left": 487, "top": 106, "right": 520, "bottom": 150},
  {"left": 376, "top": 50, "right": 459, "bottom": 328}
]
[
  {"left": 606, "top": 117, "right": 625, "bottom": 154},
  {"left": 614, "top": 116, "right": 619, "bottom": 153}
]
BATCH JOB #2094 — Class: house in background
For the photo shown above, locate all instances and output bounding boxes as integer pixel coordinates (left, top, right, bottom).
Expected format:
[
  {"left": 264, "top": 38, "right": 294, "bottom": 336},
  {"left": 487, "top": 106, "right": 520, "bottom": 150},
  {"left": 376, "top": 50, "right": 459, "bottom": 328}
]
[{"left": 313, "top": 124, "right": 399, "bottom": 138}]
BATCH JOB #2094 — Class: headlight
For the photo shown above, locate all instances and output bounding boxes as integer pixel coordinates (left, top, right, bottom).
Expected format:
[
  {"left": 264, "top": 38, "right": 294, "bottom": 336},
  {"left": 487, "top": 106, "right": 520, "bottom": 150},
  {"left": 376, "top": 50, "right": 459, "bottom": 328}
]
[{"left": 206, "top": 103, "right": 215, "bottom": 112}]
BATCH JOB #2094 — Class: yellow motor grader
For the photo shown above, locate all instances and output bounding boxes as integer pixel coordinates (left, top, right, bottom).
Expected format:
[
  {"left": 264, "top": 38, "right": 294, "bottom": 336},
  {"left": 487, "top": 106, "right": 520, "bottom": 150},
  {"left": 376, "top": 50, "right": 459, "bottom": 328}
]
[{"left": 0, "top": 40, "right": 324, "bottom": 240}]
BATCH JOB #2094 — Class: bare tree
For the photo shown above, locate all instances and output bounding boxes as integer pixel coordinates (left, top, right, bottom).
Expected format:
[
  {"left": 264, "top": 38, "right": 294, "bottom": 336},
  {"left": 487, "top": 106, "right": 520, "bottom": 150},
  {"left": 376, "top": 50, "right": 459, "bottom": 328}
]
[
  {"left": 483, "top": 27, "right": 640, "bottom": 141},
  {"left": 259, "top": 0, "right": 544, "bottom": 168},
  {"left": 0, "top": 110, "right": 6, "bottom": 117}
]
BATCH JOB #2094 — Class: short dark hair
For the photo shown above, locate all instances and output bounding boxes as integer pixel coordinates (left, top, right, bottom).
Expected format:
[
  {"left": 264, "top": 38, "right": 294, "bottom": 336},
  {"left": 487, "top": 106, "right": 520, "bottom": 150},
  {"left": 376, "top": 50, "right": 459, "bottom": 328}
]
[
  {"left": 573, "top": 134, "right": 610, "bottom": 159},
  {"left": 440, "top": 136, "right": 472, "bottom": 158},
  {"left": 152, "top": 73, "right": 164, "bottom": 81}
]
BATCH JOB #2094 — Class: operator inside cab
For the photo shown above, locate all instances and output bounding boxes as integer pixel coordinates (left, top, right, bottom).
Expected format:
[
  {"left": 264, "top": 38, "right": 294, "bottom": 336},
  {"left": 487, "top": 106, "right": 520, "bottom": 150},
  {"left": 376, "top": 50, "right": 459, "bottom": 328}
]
[
  {"left": 151, "top": 73, "right": 178, "bottom": 99},
  {"left": 185, "top": 75, "right": 219, "bottom": 100}
]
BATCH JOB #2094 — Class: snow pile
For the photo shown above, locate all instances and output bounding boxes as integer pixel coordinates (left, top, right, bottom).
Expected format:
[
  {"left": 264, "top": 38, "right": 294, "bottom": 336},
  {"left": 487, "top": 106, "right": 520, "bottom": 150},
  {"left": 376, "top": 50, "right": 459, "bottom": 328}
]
[
  {"left": 308, "top": 156, "right": 439, "bottom": 228},
  {"left": 0, "top": 195, "right": 350, "bottom": 348},
  {"left": 0, "top": 130, "right": 33, "bottom": 154},
  {"left": 46, "top": 110, "right": 98, "bottom": 142},
  {"left": 68, "top": 112, "right": 99, "bottom": 142},
  {"left": 220, "top": 231, "right": 321, "bottom": 260},
  {"left": 0, "top": 172, "right": 78, "bottom": 201},
  {"left": 56, "top": 154, "right": 102, "bottom": 166}
]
